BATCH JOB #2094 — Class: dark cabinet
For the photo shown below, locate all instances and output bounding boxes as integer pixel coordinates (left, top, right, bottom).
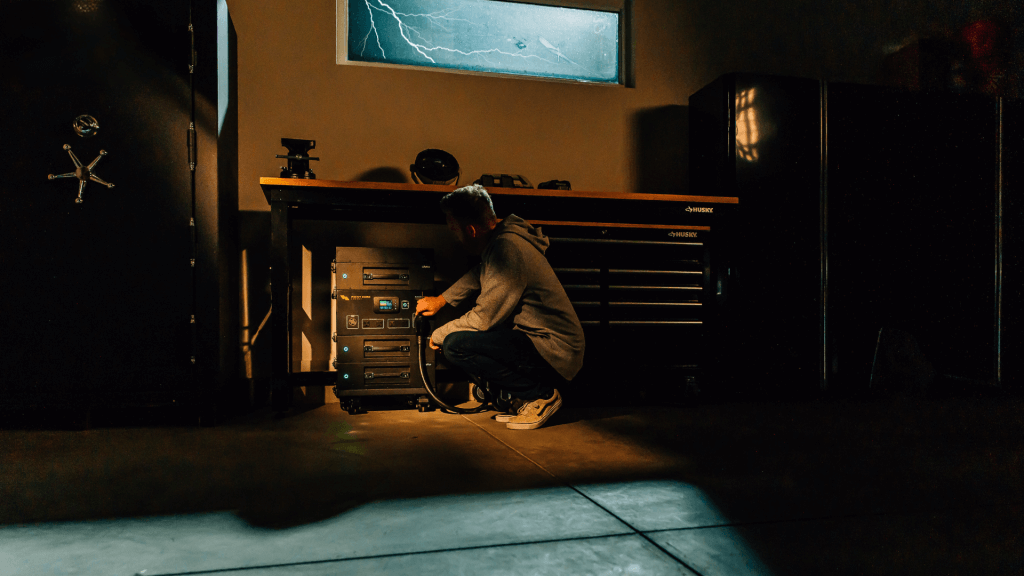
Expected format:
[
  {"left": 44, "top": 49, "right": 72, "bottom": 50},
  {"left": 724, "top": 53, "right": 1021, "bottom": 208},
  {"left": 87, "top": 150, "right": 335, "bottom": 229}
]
[{"left": 691, "top": 73, "right": 1016, "bottom": 396}]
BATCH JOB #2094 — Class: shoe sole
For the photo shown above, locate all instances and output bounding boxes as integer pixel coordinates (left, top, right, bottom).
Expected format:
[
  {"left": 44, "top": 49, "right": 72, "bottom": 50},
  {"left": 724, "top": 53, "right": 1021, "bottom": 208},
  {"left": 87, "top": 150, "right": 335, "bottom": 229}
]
[{"left": 506, "top": 396, "right": 562, "bottom": 430}]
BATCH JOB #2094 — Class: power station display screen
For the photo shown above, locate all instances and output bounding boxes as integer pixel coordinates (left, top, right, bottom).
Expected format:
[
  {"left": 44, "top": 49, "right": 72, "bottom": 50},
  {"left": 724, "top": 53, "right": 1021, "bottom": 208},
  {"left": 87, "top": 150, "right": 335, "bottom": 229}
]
[{"left": 374, "top": 297, "right": 401, "bottom": 313}]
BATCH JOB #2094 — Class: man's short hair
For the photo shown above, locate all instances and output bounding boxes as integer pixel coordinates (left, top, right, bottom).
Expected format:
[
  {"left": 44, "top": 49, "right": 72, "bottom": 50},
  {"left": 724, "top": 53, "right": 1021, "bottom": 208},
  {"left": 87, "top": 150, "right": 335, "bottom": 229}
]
[{"left": 440, "top": 184, "right": 496, "bottom": 227}]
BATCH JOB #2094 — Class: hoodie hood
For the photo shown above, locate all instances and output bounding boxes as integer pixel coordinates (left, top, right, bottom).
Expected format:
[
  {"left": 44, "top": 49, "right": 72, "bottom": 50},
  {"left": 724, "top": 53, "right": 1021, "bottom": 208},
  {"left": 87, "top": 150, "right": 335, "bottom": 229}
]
[{"left": 495, "top": 214, "right": 550, "bottom": 255}]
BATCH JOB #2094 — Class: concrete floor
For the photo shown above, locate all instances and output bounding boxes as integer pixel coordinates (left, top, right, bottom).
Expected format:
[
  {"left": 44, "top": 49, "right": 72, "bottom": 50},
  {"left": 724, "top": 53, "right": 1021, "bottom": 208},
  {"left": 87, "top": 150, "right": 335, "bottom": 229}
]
[{"left": 1, "top": 392, "right": 1022, "bottom": 575}]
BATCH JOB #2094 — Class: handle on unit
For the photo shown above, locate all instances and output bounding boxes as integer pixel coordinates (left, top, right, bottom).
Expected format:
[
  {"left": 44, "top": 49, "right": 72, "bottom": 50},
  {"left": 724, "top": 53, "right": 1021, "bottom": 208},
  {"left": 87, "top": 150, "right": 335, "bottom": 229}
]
[
  {"left": 364, "top": 345, "right": 410, "bottom": 353},
  {"left": 365, "top": 371, "right": 410, "bottom": 379}
]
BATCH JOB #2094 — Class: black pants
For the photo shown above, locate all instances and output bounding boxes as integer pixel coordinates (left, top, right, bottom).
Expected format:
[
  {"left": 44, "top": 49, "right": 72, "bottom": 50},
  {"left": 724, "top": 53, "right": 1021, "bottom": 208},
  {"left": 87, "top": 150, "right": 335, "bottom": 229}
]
[{"left": 441, "top": 330, "right": 564, "bottom": 402}]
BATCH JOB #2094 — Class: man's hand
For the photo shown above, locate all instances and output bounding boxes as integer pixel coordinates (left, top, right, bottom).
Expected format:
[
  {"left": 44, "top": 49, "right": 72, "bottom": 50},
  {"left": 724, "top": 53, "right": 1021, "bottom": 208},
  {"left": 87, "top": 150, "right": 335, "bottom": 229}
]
[
  {"left": 417, "top": 296, "right": 446, "bottom": 351},
  {"left": 415, "top": 295, "right": 447, "bottom": 317}
]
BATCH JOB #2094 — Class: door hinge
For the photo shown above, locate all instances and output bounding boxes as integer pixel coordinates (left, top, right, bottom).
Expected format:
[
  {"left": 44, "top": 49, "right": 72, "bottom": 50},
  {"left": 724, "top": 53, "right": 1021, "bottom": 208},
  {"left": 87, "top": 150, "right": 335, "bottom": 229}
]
[{"left": 188, "top": 24, "right": 196, "bottom": 73}]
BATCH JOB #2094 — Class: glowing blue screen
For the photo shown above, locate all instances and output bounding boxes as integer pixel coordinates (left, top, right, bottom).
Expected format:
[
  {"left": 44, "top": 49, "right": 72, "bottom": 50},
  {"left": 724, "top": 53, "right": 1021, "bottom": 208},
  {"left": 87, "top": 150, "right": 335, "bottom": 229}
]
[{"left": 346, "top": 0, "right": 620, "bottom": 83}]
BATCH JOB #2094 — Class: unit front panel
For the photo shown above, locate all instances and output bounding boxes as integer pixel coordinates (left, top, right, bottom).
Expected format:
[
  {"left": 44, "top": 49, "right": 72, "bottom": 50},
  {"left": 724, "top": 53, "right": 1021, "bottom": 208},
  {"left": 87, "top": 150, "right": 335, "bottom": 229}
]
[
  {"left": 335, "top": 291, "right": 424, "bottom": 335},
  {"left": 334, "top": 362, "right": 433, "bottom": 390},
  {"left": 335, "top": 336, "right": 419, "bottom": 363}
]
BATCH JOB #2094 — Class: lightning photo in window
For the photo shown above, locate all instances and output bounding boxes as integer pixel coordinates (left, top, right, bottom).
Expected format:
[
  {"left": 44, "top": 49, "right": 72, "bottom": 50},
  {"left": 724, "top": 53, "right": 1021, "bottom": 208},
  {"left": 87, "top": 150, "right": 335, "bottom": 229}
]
[{"left": 343, "top": 0, "right": 620, "bottom": 84}]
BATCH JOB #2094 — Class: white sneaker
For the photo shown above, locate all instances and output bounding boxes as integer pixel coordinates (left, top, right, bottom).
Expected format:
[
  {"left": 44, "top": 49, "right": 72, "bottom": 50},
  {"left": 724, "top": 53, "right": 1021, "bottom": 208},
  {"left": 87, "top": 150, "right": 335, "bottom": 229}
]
[{"left": 505, "top": 390, "right": 561, "bottom": 430}]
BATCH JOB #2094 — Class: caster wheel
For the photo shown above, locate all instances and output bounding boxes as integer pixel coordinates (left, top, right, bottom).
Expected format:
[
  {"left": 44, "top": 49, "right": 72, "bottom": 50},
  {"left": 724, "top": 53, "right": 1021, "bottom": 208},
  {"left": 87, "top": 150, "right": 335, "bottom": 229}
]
[
  {"left": 492, "top": 390, "right": 512, "bottom": 413},
  {"left": 414, "top": 395, "right": 433, "bottom": 413},
  {"left": 471, "top": 383, "right": 488, "bottom": 403}
]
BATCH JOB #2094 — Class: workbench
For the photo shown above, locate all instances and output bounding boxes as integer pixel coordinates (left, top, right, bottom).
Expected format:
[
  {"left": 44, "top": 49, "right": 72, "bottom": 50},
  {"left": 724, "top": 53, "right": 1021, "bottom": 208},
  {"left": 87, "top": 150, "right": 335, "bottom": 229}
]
[{"left": 260, "top": 178, "right": 738, "bottom": 410}]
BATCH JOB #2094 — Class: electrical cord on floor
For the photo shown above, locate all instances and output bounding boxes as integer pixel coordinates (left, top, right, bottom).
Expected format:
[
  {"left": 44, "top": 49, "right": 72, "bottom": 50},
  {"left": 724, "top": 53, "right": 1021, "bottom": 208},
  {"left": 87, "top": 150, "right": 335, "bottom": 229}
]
[{"left": 415, "top": 314, "right": 490, "bottom": 415}]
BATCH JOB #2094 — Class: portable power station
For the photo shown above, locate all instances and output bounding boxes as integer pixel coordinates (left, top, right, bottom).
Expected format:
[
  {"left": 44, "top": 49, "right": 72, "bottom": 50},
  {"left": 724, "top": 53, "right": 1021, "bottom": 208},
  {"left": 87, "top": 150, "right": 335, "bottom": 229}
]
[{"left": 332, "top": 247, "right": 436, "bottom": 413}]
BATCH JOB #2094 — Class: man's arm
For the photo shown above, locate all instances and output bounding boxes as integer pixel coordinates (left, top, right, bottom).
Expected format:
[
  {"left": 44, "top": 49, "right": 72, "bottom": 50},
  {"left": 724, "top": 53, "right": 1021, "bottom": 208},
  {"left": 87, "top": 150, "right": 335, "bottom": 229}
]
[
  {"left": 416, "top": 262, "right": 481, "bottom": 317},
  {"left": 430, "top": 239, "right": 528, "bottom": 346},
  {"left": 414, "top": 263, "right": 485, "bottom": 349},
  {"left": 440, "top": 262, "right": 482, "bottom": 307}
]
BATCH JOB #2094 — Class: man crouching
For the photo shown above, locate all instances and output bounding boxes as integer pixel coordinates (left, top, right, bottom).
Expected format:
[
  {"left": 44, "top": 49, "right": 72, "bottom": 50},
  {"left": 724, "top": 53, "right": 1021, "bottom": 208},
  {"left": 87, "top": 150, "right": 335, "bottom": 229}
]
[{"left": 415, "top": 185, "right": 585, "bottom": 430}]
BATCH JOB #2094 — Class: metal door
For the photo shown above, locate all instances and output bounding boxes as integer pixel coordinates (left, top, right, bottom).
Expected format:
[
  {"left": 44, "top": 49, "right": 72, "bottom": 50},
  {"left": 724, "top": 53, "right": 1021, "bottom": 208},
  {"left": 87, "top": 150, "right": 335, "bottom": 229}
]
[{"left": 0, "top": 1, "right": 218, "bottom": 408}]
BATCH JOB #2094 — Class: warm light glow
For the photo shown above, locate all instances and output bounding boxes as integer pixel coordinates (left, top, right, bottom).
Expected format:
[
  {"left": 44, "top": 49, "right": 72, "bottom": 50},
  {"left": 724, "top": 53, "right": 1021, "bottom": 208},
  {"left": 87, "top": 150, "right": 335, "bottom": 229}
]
[
  {"left": 735, "top": 88, "right": 759, "bottom": 162},
  {"left": 302, "top": 332, "right": 313, "bottom": 373},
  {"left": 302, "top": 245, "right": 313, "bottom": 320},
  {"left": 241, "top": 249, "right": 252, "bottom": 379},
  {"left": 302, "top": 245, "right": 313, "bottom": 372}
]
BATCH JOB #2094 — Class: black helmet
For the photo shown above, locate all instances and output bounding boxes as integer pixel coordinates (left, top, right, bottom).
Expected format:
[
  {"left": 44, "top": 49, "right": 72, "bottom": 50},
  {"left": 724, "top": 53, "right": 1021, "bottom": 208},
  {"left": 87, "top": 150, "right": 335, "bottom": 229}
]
[{"left": 411, "top": 149, "right": 460, "bottom": 185}]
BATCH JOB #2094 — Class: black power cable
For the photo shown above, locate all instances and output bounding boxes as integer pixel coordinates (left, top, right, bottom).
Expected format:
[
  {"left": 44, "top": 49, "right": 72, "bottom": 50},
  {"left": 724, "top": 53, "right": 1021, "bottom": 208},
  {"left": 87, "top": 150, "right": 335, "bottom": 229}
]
[{"left": 414, "top": 315, "right": 490, "bottom": 415}]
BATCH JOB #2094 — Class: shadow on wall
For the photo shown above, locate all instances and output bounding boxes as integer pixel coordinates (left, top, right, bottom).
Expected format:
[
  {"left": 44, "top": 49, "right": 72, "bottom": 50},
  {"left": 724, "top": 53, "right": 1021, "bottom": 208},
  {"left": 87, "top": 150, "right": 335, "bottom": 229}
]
[
  {"left": 634, "top": 105, "right": 689, "bottom": 195},
  {"left": 354, "top": 167, "right": 409, "bottom": 184}
]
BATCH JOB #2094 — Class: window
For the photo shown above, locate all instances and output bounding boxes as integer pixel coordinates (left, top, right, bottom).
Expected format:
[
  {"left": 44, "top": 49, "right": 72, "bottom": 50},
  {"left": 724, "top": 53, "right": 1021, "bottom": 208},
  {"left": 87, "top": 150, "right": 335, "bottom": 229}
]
[{"left": 338, "top": 0, "right": 625, "bottom": 85}]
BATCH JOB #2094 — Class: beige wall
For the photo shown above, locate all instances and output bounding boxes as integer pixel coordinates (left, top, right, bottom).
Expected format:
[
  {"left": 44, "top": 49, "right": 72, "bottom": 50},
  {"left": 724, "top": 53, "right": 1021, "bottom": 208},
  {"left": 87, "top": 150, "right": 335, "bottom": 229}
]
[{"left": 229, "top": 0, "right": 1021, "bottom": 210}]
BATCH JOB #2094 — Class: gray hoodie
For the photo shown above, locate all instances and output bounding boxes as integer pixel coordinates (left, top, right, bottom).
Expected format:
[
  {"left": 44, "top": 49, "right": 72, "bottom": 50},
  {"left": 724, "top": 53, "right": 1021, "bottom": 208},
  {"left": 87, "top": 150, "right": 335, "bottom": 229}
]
[{"left": 431, "top": 214, "right": 586, "bottom": 380}]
